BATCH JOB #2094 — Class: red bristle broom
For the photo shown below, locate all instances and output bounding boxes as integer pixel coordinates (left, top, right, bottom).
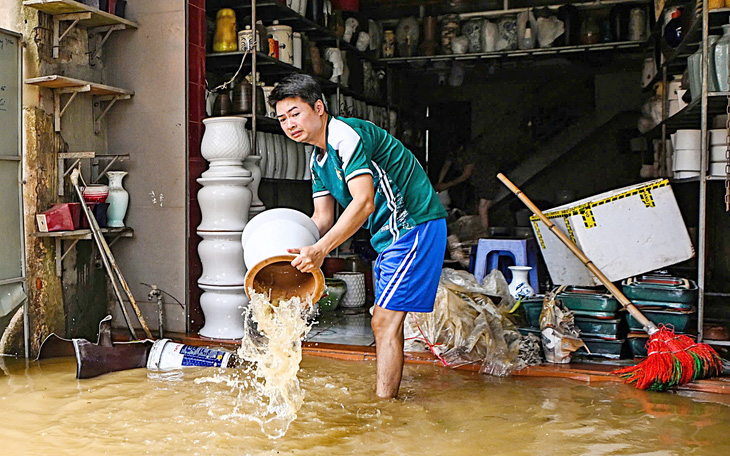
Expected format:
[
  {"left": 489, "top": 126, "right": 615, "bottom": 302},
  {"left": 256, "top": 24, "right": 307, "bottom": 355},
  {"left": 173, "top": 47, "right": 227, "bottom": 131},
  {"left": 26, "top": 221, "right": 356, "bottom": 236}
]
[{"left": 497, "top": 173, "right": 723, "bottom": 391}]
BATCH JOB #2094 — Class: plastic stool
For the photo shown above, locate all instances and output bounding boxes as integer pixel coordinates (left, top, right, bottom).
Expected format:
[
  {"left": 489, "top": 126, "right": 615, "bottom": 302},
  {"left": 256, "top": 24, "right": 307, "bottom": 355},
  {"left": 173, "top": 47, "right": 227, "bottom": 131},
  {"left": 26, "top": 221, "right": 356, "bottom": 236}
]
[{"left": 472, "top": 238, "right": 539, "bottom": 291}]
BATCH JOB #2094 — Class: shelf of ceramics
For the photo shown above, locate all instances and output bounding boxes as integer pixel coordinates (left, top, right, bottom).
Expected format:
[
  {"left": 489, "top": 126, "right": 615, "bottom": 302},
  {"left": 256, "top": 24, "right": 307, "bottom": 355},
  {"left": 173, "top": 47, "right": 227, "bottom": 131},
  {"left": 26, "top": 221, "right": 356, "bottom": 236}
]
[
  {"left": 644, "top": 0, "right": 692, "bottom": 45},
  {"left": 207, "top": 0, "right": 381, "bottom": 67},
  {"left": 24, "top": 75, "right": 134, "bottom": 133},
  {"left": 207, "top": 50, "right": 386, "bottom": 105},
  {"left": 33, "top": 227, "right": 133, "bottom": 276},
  {"left": 57, "top": 151, "right": 130, "bottom": 196},
  {"left": 643, "top": 9, "right": 730, "bottom": 91},
  {"left": 670, "top": 175, "right": 729, "bottom": 184},
  {"left": 644, "top": 92, "right": 730, "bottom": 139},
  {"left": 380, "top": 40, "right": 643, "bottom": 66},
  {"left": 23, "top": 0, "right": 138, "bottom": 59}
]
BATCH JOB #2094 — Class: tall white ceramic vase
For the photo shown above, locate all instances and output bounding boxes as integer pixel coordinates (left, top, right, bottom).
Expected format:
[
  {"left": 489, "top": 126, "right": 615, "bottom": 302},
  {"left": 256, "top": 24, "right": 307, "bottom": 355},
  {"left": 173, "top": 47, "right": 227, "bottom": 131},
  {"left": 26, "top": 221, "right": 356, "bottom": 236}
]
[
  {"left": 106, "top": 171, "right": 129, "bottom": 228},
  {"left": 201, "top": 116, "right": 251, "bottom": 178},
  {"left": 243, "top": 155, "right": 265, "bottom": 209},
  {"left": 197, "top": 176, "right": 253, "bottom": 232},
  {"left": 507, "top": 266, "right": 535, "bottom": 300},
  {"left": 198, "top": 285, "right": 248, "bottom": 339}
]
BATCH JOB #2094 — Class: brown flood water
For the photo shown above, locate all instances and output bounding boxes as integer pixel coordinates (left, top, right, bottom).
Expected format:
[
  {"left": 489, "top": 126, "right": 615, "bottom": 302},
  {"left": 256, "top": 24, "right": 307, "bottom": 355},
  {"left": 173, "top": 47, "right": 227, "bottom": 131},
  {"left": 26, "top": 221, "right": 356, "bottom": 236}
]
[{"left": 1, "top": 356, "right": 729, "bottom": 456}]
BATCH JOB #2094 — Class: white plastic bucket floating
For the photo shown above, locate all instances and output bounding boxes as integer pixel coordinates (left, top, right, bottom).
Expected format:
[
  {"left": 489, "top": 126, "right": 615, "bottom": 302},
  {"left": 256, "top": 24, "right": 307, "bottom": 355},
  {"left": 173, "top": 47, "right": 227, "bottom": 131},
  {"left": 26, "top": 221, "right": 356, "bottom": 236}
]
[{"left": 146, "top": 339, "right": 235, "bottom": 370}]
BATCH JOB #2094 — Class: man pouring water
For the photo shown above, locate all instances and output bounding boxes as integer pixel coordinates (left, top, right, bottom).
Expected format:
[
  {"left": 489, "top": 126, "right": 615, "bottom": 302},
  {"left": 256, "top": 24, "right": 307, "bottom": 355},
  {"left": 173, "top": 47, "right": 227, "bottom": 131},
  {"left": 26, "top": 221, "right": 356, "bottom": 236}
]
[{"left": 268, "top": 74, "right": 447, "bottom": 398}]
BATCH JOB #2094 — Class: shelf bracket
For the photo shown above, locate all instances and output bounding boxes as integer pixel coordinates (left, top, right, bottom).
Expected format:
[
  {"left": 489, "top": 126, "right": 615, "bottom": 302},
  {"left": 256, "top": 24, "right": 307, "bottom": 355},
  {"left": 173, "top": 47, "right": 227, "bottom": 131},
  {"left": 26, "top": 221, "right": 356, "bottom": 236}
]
[
  {"left": 94, "top": 94, "right": 131, "bottom": 135},
  {"left": 93, "top": 155, "right": 122, "bottom": 183},
  {"left": 52, "top": 12, "right": 92, "bottom": 59},
  {"left": 89, "top": 24, "right": 127, "bottom": 64},
  {"left": 57, "top": 152, "right": 95, "bottom": 196},
  {"left": 55, "top": 238, "right": 80, "bottom": 276},
  {"left": 53, "top": 85, "right": 91, "bottom": 131}
]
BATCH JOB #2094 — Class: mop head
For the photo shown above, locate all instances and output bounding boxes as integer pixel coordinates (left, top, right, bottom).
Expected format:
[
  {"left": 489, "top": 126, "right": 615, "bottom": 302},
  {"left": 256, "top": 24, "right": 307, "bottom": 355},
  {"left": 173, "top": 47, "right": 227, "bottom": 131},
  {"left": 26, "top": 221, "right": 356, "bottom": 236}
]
[{"left": 612, "top": 326, "right": 724, "bottom": 391}]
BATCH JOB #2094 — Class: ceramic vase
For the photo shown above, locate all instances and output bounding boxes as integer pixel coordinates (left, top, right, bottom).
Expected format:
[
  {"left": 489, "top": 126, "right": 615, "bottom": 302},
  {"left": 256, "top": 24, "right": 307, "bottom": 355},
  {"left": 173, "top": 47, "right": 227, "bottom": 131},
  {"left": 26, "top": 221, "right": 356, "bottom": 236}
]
[
  {"left": 197, "top": 231, "right": 246, "bottom": 286},
  {"left": 201, "top": 116, "right": 251, "bottom": 178},
  {"left": 198, "top": 284, "right": 248, "bottom": 339},
  {"left": 197, "top": 176, "right": 253, "bottom": 232},
  {"left": 507, "top": 266, "right": 535, "bottom": 299},
  {"left": 333, "top": 271, "right": 366, "bottom": 308},
  {"left": 106, "top": 171, "right": 129, "bottom": 228},
  {"left": 242, "top": 155, "right": 265, "bottom": 208},
  {"left": 463, "top": 19, "right": 483, "bottom": 53},
  {"left": 715, "top": 25, "right": 730, "bottom": 92}
]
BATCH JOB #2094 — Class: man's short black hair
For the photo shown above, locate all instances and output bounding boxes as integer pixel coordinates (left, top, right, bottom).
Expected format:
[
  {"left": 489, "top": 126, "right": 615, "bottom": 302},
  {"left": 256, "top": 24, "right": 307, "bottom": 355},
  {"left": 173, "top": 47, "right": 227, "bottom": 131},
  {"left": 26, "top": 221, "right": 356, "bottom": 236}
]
[{"left": 268, "top": 73, "right": 326, "bottom": 112}]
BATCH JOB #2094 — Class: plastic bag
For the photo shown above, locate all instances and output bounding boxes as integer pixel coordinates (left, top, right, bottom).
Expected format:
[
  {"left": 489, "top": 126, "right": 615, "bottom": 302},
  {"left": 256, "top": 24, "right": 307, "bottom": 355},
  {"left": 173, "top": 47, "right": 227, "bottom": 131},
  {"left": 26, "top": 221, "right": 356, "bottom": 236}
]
[
  {"left": 539, "top": 288, "right": 585, "bottom": 363},
  {"left": 405, "top": 269, "right": 522, "bottom": 377}
]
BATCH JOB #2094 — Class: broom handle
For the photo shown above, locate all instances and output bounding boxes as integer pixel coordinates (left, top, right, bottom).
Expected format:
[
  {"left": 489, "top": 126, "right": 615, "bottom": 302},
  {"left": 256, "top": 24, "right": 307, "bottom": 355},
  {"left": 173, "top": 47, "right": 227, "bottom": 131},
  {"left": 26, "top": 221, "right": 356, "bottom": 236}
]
[{"left": 496, "top": 174, "right": 659, "bottom": 335}]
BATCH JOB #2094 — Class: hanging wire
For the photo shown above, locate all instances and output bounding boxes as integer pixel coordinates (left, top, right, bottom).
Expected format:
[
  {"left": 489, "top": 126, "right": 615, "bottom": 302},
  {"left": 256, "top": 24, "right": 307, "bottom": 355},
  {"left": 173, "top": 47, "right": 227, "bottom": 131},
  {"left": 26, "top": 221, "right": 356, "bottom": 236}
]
[{"left": 206, "top": 48, "right": 250, "bottom": 97}]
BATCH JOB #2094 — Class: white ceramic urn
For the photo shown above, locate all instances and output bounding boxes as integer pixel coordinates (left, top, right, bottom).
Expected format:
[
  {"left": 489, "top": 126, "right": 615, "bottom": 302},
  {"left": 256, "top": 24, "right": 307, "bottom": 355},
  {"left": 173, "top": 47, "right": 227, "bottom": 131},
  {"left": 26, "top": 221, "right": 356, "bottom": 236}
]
[
  {"left": 197, "top": 231, "right": 247, "bottom": 286},
  {"left": 507, "top": 266, "right": 535, "bottom": 300},
  {"left": 198, "top": 284, "right": 248, "bottom": 340},
  {"left": 197, "top": 176, "right": 253, "bottom": 232},
  {"left": 201, "top": 116, "right": 251, "bottom": 178}
]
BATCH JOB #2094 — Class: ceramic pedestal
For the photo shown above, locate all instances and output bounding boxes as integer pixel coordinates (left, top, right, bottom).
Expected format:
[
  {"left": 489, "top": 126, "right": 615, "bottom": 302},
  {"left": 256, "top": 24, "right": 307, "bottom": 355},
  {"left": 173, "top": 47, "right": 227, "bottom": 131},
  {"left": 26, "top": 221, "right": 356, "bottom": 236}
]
[
  {"left": 198, "top": 231, "right": 247, "bottom": 286},
  {"left": 198, "top": 284, "right": 248, "bottom": 339},
  {"left": 242, "top": 155, "right": 265, "bottom": 208},
  {"left": 197, "top": 176, "right": 253, "bottom": 232}
]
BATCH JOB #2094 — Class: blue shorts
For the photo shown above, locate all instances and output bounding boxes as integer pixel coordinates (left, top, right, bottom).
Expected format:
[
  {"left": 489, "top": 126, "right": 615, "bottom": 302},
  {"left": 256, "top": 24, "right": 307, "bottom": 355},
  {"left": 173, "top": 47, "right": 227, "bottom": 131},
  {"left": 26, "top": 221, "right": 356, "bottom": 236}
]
[{"left": 373, "top": 218, "right": 447, "bottom": 313}]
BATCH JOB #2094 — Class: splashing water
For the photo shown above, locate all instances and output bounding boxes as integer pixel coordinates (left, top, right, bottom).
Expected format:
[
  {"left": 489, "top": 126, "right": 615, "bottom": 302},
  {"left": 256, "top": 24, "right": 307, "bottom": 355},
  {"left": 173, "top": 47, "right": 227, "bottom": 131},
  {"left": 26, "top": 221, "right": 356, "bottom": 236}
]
[{"left": 196, "top": 290, "right": 316, "bottom": 439}]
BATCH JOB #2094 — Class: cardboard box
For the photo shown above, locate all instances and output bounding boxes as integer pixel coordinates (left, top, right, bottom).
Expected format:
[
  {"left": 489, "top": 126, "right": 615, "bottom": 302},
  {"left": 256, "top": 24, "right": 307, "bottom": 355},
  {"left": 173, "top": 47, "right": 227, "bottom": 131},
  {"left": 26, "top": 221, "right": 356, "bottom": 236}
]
[{"left": 530, "top": 179, "right": 694, "bottom": 286}]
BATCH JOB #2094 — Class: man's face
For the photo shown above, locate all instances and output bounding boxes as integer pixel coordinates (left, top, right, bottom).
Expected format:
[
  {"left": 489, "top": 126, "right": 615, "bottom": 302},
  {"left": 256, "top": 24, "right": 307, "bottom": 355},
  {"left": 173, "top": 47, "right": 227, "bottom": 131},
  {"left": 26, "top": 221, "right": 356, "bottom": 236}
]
[{"left": 276, "top": 97, "right": 325, "bottom": 144}]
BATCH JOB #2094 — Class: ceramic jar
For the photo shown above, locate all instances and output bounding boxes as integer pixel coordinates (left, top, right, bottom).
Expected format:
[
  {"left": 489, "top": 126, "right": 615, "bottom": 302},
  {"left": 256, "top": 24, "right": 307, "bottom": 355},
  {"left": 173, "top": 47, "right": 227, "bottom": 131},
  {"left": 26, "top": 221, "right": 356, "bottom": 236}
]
[
  {"left": 382, "top": 29, "right": 395, "bottom": 58},
  {"left": 197, "top": 231, "right": 247, "bottom": 286},
  {"left": 292, "top": 32, "right": 303, "bottom": 68},
  {"left": 242, "top": 155, "right": 265, "bottom": 209},
  {"left": 715, "top": 25, "right": 730, "bottom": 92},
  {"left": 316, "top": 278, "right": 347, "bottom": 311},
  {"left": 197, "top": 176, "right": 253, "bottom": 232},
  {"left": 507, "top": 266, "right": 535, "bottom": 299},
  {"left": 201, "top": 117, "right": 251, "bottom": 178},
  {"left": 481, "top": 19, "right": 498, "bottom": 52},
  {"left": 687, "top": 36, "right": 720, "bottom": 100},
  {"left": 451, "top": 35, "right": 469, "bottom": 54},
  {"left": 421, "top": 16, "right": 438, "bottom": 56},
  {"left": 106, "top": 171, "right": 129, "bottom": 228},
  {"left": 213, "top": 8, "right": 237, "bottom": 52},
  {"left": 628, "top": 7, "right": 646, "bottom": 41},
  {"left": 441, "top": 14, "right": 460, "bottom": 54},
  {"left": 497, "top": 15, "right": 518, "bottom": 50},
  {"left": 241, "top": 208, "right": 324, "bottom": 303},
  {"left": 238, "top": 25, "right": 255, "bottom": 52},
  {"left": 261, "top": 86, "right": 276, "bottom": 117},
  {"left": 463, "top": 19, "right": 483, "bottom": 53},
  {"left": 333, "top": 271, "right": 366, "bottom": 308},
  {"left": 267, "top": 21, "right": 293, "bottom": 64},
  {"left": 198, "top": 285, "right": 248, "bottom": 339},
  {"left": 580, "top": 16, "right": 601, "bottom": 45}
]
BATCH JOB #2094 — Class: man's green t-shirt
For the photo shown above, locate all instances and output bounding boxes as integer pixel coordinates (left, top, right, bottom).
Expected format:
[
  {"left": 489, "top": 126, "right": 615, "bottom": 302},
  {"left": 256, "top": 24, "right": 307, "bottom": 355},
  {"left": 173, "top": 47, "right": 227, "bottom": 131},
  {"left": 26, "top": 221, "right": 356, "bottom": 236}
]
[{"left": 310, "top": 116, "right": 447, "bottom": 252}]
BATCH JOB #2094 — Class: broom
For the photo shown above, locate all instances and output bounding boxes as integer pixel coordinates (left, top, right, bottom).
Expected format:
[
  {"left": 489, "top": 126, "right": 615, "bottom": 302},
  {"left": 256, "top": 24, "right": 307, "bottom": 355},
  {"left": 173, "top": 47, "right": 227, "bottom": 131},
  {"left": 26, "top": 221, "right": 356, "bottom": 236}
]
[{"left": 497, "top": 173, "right": 723, "bottom": 391}]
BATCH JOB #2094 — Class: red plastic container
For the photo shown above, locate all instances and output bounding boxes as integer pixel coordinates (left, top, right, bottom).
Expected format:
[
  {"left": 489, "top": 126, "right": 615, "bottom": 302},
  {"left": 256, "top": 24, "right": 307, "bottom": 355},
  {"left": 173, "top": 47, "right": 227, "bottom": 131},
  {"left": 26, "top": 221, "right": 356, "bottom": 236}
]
[{"left": 36, "top": 203, "right": 81, "bottom": 232}]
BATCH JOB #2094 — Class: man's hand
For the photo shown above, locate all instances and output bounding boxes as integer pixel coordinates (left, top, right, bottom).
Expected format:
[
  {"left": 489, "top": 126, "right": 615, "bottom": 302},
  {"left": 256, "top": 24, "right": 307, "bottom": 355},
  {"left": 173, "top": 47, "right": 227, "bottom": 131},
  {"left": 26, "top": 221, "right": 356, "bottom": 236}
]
[{"left": 289, "top": 244, "right": 327, "bottom": 273}]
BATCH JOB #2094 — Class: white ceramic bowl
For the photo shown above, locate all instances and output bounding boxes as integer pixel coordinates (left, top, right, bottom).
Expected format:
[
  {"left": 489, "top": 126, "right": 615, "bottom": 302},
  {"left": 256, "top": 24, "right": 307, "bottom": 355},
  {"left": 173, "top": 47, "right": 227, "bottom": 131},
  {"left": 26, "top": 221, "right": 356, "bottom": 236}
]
[
  {"left": 672, "top": 129, "right": 701, "bottom": 150},
  {"left": 673, "top": 148, "right": 701, "bottom": 171},
  {"left": 709, "top": 162, "right": 727, "bottom": 176},
  {"left": 709, "top": 129, "right": 728, "bottom": 146},
  {"left": 241, "top": 208, "right": 320, "bottom": 270},
  {"left": 710, "top": 144, "right": 728, "bottom": 162}
]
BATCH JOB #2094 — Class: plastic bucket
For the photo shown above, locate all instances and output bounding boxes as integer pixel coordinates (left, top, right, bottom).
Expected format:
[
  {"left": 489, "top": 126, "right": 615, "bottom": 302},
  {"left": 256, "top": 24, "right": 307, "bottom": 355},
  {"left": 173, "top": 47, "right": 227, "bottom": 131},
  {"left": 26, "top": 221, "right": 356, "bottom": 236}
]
[{"left": 146, "top": 339, "right": 234, "bottom": 370}]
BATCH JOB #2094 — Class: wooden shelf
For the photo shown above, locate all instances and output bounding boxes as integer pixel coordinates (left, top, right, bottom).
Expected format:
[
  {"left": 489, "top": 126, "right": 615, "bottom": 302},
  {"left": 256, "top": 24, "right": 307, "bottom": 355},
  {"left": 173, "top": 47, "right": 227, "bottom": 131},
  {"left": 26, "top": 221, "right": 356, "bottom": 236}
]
[
  {"left": 23, "top": 0, "right": 138, "bottom": 28},
  {"left": 25, "top": 75, "right": 133, "bottom": 132},
  {"left": 380, "top": 41, "right": 643, "bottom": 66},
  {"left": 25, "top": 75, "right": 133, "bottom": 96},
  {"left": 33, "top": 226, "right": 134, "bottom": 240}
]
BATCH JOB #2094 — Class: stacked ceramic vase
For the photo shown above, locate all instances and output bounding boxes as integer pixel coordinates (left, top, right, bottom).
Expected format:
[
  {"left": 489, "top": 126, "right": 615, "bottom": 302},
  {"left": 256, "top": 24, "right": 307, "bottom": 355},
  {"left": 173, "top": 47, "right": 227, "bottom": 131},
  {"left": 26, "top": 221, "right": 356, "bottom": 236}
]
[{"left": 197, "top": 116, "right": 264, "bottom": 339}]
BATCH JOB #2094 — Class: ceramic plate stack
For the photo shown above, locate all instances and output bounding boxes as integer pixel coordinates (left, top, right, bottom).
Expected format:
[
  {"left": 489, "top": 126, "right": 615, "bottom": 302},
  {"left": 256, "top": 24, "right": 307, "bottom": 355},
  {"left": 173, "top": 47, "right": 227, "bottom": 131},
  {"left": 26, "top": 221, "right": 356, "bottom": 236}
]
[
  {"left": 671, "top": 129, "right": 701, "bottom": 179},
  {"left": 709, "top": 129, "right": 729, "bottom": 177}
]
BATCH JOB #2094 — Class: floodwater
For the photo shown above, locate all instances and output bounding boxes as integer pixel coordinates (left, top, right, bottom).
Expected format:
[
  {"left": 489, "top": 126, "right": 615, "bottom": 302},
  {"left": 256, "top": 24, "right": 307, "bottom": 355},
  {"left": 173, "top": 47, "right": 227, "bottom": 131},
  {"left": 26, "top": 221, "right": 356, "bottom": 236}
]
[{"left": 1, "top": 356, "right": 729, "bottom": 456}]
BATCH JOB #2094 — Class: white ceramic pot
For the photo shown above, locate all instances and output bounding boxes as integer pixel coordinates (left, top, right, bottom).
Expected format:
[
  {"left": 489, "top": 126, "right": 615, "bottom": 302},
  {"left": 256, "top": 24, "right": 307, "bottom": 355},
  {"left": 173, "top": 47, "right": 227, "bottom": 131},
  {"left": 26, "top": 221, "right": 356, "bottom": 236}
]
[
  {"left": 262, "top": 86, "right": 276, "bottom": 118},
  {"left": 201, "top": 117, "right": 251, "bottom": 178},
  {"left": 267, "top": 22, "right": 293, "bottom": 64},
  {"left": 285, "top": 139, "right": 299, "bottom": 180},
  {"left": 241, "top": 208, "right": 320, "bottom": 271},
  {"left": 333, "top": 271, "right": 366, "bottom": 308},
  {"left": 673, "top": 149, "right": 701, "bottom": 171},
  {"left": 198, "top": 284, "right": 248, "bottom": 339},
  {"left": 106, "top": 171, "right": 129, "bottom": 228},
  {"left": 671, "top": 129, "right": 701, "bottom": 150},
  {"left": 709, "top": 162, "right": 726, "bottom": 176},
  {"left": 303, "top": 145, "right": 314, "bottom": 180},
  {"left": 296, "top": 142, "right": 307, "bottom": 179},
  {"left": 197, "top": 231, "right": 246, "bottom": 286},
  {"left": 507, "top": 266, "right": 534, "bottom": 299},
  {"left": 293, "top": 32, "right": 302, "bottom": 69},
  {"left": 255, "top": 131, "right": 267, "bottom": 175},
  {"left": 197, "top": 176, "right": 253, "bottom": 232},
  {"left": 709, "top": 129, "right": 728, "bottom": 145},
  {"left": 264, "top": 133, "right": 276, "bottom": 178},
  {"left": 243, "top": 155, "right": 265, "bottom": 208},
  {"left": 711, "top": 144, "right": 728, "bottom": 162}
]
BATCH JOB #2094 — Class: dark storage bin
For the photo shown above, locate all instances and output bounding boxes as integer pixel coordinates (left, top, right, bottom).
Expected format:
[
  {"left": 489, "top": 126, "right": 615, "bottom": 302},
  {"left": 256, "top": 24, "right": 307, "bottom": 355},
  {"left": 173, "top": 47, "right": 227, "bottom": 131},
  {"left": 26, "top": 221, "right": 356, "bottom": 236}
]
[
  {"left": 557, "top": 287, "right": 621, "bottom": 313},
  {"left": 631, "top": 299, "right": 693, "bottom": 311},
  {"left": 628, "top": 337, "right": 648, "bottom": 358},
  {"left": 626, "top": 309, "right": 694, "bottom": 333},
  {"left": 622, "top": 275, "right": 698, "bottom": 304},
  {"left": 575, "top": 316, "right": 627, "bottom": 339},
  {"left": 576, "top": 337, "right": 628, "bottom": 359}
]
